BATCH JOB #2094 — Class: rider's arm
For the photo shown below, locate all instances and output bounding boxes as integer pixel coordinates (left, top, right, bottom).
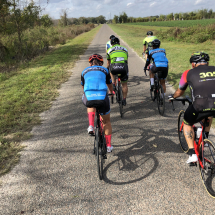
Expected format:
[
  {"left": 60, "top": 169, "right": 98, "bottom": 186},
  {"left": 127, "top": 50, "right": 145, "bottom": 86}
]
[
  {"left": 107, "top": 59, "right": 110, "bottom": 69},
  {"left": 172, "top": 88, "right": 185, "bottom": 98},
  {"left": 144, "top": 54, "right": 151, "bottom": 69},
  {"left": 106, "top": 72, "right": 113, "bottom": 93},
  {"left": 143, "top": 45, "right": 146, "bottom": 53},
  {"left": 81, "top": 74, "right": 84, "bottom": 90},
  {"left": 172, "top": 70, "right": 190, "bottom": 98}
]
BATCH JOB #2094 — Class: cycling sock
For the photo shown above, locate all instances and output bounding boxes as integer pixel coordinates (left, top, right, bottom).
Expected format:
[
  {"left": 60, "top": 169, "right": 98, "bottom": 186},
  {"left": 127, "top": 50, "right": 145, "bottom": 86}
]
[
  {"left": 188, "top": 148, "right": 195, "bottom": 156},
  {"left": 88, "top": 112, "right": 95, "bottom": 127},
  {"left": 105, "top": 134, "right": 112, "bottom": 147},
  {"left": 205, "top": 132, "right": 209, "bottom": 138},
  {"left": 150, "top": 78, "right": 154, "bottom": 85}
]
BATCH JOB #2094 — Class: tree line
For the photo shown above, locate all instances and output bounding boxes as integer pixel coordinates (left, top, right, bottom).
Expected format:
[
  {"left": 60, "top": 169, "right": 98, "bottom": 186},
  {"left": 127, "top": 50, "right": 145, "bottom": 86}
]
[{"left": 112, "top": 9, "right": 215, "bottom": 23}]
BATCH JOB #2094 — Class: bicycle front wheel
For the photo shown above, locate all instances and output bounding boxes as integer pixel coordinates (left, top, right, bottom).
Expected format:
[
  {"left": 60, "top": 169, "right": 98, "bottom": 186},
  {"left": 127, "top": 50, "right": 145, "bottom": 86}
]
[
  {"left": 95, "top": 128, "right": 103, "bottom": 180},
  {"left": 118, "top": 84, "right": 123, "bottom": 118},
  {"left": 199, "top": 139, "right": 215, "bottom": 198},
  {"left": 157, "top": 85, "right": 165, "bottom": 116},
  {"left": 178, "top": 110, "right": 189, "bottom": 153}
]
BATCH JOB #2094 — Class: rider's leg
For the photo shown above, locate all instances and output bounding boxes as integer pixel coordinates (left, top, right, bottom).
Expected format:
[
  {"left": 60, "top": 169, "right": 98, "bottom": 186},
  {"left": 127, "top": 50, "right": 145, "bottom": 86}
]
[
  {"left": 110, "top": 73, "right": 116, "bottom": 89},
  {"left": 160, "top": 79, "right": 166, "bottom": 93},
  {"left": 183, "top": 124, "right": 195, "bottom": 149},
  {"left": 183, "top": 105, "right": 198, "bottom": 163},
  {"left": 149, "top": 70, "right": 155, "bottom": 86},
  {"left": 100, "top": 113, "right": 112, "bottom": 150},
  {"left": 202, "top": 117, "right": 213, "bottom": 138},
  {"left": 122, "top": 82, "right": 128, "bottom": 99},
  {"left": 87, "top": 108, "right": 96, "bottom": 125}
]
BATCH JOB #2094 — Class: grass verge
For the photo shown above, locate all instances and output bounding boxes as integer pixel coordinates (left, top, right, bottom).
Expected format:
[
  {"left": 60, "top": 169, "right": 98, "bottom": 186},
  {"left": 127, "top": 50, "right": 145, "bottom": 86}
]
[
  {"left": 108, "top": 24, "right": 215, "bottom": 91},
  {"left": 0, "top": 25, "right": 101, "bottom": 176}
]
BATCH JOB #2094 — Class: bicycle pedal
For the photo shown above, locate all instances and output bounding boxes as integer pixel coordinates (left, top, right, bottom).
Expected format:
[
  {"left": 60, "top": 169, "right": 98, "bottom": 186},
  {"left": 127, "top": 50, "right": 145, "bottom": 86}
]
[
  {"left": 189, "top": 162, "right": 197, "bottom": 167},
  {"left": 103, "top": 155, "right": 107, "bottom": 159}
]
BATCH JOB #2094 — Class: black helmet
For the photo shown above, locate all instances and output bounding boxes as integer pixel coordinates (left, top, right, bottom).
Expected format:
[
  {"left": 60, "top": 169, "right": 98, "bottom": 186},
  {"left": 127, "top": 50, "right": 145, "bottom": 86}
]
[
  {"left": 147, "top": 31, "right": 153, "bottom": 36},
  {"left": 110, "top": 34, "right": 115, "bottom": 39},
  {"left": 190, "top": 51, "right": 210, "bottom": 63},
  {"left": 152, "top": 39, "right": 160, "bottom": 48},
  {"left": 111, "top": 37, "right": 120, "bottom": 45}
]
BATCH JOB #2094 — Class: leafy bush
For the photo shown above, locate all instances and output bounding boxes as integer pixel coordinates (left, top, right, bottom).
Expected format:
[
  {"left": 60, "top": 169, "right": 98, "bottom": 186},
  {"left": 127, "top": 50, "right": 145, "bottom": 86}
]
[
  {"left": 0, "top": 24, "right": 94, "bottom": 68},
  {"left": 155, "top": 24, "right": 215, "bottom": 44}
]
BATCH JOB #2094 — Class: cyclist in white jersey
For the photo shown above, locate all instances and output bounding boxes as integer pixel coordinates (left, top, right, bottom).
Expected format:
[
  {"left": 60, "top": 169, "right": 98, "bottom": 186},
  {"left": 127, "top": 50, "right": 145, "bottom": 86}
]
[{"left": 106, "top": 35, "right": 115, "bottom": 52}]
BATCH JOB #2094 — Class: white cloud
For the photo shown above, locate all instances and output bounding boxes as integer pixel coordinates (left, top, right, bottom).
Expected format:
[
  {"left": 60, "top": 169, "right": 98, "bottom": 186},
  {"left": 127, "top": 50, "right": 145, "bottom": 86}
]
[
  {"left": 195, "top": 0, "right": 204, "bottom": 5},
  {"left": 150, "top": 2, "right": 156, "bottom": 7}
]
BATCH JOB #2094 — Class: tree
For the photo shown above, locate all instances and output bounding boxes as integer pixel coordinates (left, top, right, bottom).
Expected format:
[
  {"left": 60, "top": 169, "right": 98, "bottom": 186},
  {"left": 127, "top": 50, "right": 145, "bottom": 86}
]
[
  {"left": 40, "top": 14, "right": 53, "bottom": 27},
  {"left": 174, "top": 13, "right": 179, "bottom": 20},
  {"left": 97, "top": 15, "right": 106, "bottom": 24},
  {"left": 166, "top": 13, "right": 173, "bottom": 21},
  {"left": 59, "top": 9, "right": 69, "bottom": 26},
  {"left": 159, "top": 14, "right": 165, "bottom": 21},
  {"left": 112, "top": 15, "right": 118, "bottom": 24},
  {"left": 179, "top": 13, "right": 183, "bottom": 20},
  {"left": 119, "top": 12, "right": 128, "bottom": 23}
]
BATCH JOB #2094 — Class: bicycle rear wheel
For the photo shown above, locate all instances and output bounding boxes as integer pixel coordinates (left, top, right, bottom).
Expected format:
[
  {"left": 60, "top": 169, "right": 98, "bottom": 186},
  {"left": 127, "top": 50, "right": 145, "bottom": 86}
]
[
  {"left": 178, "top": 110, "right": 189, "bottom": 153},
  {"left": 118, "top": 84, "right": 123, "bottom": 118},
  {"left": 95, "top": 128, "right": 103, "bottom": 180},
  {"left": 150, "top": 80, "right": 155, "bottom": 101},
  {"left": 199, "top": 139, "right": 215, "bottom": 198},
  {"left": 157, "top": 85, "right": 165, "bottom": 116}
]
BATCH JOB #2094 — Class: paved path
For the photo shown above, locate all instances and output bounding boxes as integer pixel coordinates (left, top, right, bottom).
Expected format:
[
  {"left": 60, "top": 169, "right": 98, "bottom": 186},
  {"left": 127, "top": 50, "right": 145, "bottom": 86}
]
[{"left": 0, "top": 24, "right": 215, "bottom": 214}]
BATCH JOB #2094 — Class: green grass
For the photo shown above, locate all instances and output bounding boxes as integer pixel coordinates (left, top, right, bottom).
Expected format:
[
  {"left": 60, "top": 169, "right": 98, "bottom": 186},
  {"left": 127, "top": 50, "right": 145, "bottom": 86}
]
[
  {"left": 0, "top": 25, "right": 101, "bottom": 176},
  {"left": 108, "top": 24, "right": 215, "bottom": 92},
  {"left": 126, "top": 19, "right": 215, "bottom": 28}
]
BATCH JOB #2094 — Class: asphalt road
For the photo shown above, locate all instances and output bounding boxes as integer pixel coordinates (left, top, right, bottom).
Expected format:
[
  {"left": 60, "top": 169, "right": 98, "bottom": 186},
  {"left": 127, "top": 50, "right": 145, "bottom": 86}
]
[{"left": 0, "top": 24, "right": 215, "bottom": 214}]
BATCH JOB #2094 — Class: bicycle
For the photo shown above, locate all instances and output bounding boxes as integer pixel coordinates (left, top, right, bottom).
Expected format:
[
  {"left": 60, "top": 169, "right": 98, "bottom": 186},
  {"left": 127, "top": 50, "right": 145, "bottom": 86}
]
[
  {"left": 112, "top": 74, "right": 123, "bottom": 118},
  {"left": 93, "top": 108, "right": 107, "bottom": 180},
  {"left": 171, "top": 97, "right": 215, "bottom": 198},
  {"left": 144, "top": 68, "right": 165, "bottom": 116}
]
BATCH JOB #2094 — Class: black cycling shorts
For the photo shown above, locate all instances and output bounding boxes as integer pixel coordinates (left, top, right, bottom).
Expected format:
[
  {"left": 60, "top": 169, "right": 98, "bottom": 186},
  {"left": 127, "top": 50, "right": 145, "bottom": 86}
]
[
  {"left": 110, "top": 63, "right": 129, "bottom": 82},
  {"left": 82, "top": 93, "right": 110, "bottom": 115},
  {"left": 150, "top": 64, "right": 168, "bottom": 80},
  {"left": 184, "top": 104, "right": 215, "bottom": 126}
]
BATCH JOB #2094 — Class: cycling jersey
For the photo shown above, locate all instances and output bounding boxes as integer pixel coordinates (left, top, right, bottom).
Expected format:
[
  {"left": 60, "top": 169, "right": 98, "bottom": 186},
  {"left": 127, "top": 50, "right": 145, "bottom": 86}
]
[
  {"left": 143, "top": 36, "right": 158, "bottom": 49},
  {"left": 107, "top": 44, "right": 129, "bottom": 82},
  {"left": 81, "top": 65, "right": 112, "bottom": 101},
  {"left": 106, "top": 41, "right": 111, "bottom": 51},
  {"left": 145, "top": 48, "right": 168, "bottom": 69},
  {"left": 179, "top": 65, "right": 215, "bottom": 112},
  {"left": 107, "top": 44, "right": 128, "bottom": 64}
]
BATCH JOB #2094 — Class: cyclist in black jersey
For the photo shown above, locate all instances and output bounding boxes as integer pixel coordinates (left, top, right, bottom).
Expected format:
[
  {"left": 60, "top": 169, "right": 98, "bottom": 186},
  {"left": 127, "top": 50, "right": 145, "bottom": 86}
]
[{"left": 169, "top": 51, "right": 215, "bottom": 163}]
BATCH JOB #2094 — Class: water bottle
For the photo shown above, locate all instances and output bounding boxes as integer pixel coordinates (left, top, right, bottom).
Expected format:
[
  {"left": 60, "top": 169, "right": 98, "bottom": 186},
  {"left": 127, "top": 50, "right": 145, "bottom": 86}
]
[{"left": 196, "top": 127, "right": 202, "bottom": 139}]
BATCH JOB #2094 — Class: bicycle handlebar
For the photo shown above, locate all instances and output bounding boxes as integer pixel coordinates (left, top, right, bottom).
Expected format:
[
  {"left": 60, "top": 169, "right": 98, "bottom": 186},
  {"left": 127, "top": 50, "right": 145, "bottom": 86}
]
[{"left": 170, "top": 96, "right": 192, "bottom": 111}]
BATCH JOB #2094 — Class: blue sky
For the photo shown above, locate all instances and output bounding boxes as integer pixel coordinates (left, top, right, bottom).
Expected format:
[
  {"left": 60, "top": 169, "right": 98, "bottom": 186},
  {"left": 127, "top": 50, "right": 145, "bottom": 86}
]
[{"left": 36, "top": 0, "right": 215, "bottom": 19}]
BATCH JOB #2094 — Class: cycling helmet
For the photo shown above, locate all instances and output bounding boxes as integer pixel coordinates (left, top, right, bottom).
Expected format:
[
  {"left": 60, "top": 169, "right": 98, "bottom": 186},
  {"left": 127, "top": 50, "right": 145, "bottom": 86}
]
[
  {"left": 111, "top": 37, "right": 120, "bottom": 45},
  {"left": 190, "top": 51, "right": 209, "bottom": 63},
  {"left": 89, "top": 54, "right": 103, "bottom": 64},
  {"left": 147, "top": 31, "right": 153, "bottom": 36},
  {"left": 152, "top": 39, "right": 161, "bottom": 48},
  {"left": 110, "top": 34, "right": 115, "bottom": 39}
]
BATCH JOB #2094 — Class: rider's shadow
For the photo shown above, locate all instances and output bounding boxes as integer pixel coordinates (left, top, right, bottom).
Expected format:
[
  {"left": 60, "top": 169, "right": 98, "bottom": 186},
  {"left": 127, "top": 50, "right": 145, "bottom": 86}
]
[{"left": 103, "top": 127, "right": 180, "bottom": 185}]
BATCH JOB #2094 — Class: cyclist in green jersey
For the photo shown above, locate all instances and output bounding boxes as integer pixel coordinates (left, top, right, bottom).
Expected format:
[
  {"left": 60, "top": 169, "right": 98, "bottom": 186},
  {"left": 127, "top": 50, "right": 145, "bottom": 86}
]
[
  {"left": 106, "top": 35, "right": 115, "bottom": 52},
  {"left": 107, "top": 37, "right": 128, "bottom": 106},
  {"left": 143, "top": 31, "right": 158, "bottom": 60}
]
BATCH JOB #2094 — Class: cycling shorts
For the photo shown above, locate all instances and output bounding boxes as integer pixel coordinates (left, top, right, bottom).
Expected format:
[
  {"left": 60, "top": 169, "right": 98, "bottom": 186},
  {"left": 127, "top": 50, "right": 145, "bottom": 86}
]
[
  {"left": 110, "top": 63, "right": 129, "bottom": 82},
  {"left": 150, "top": 64, "right": 168, "bottom": 80},
  {"left": 184, "top": 104, "right": 215, "bottom": 126},
  {"left": 82, "top": 93, "right": 110, "bottom": 115}
]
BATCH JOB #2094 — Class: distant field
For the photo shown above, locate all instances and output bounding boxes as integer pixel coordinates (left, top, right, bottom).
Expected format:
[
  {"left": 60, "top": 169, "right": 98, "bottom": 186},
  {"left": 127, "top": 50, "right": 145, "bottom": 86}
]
[{"left": 126, "top": 19, "right": 215, "bottom": 28}]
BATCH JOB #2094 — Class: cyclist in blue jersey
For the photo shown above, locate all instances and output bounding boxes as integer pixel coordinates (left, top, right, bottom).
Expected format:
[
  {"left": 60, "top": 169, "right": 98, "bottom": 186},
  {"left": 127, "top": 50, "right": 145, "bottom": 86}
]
[
  {"left": 144, "top": 39, "right": 168, "bottom": 97},
  {"left": 81, "top": 54, "right": 114, "bottom": 152},
  {"left": 106, "top": 35, "right": 115, "bottom": 52}
]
